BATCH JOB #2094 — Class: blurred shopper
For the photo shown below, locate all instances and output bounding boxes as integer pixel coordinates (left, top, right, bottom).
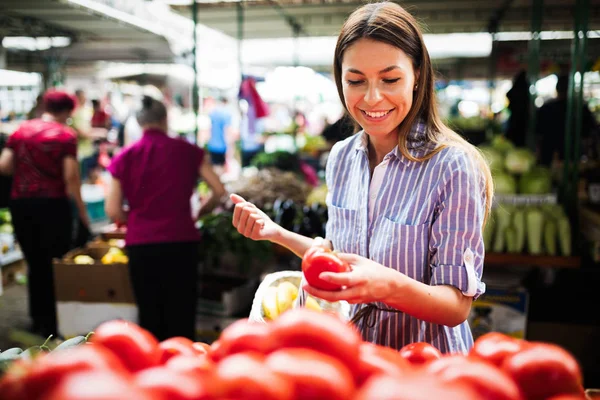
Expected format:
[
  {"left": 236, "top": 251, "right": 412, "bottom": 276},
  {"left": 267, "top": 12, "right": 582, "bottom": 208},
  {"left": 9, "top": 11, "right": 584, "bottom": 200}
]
[
  {"left": 230, "top": 2, "right": 493, "bottom": 354},
  {"left": 105, "top": 96, "right": 226, "bottom": 341},
  {"left": 536, "top": 74, "right": 598, "bottom": 166},
  {"left": 207, "top": 97, "right": 233, "bottom": 173},
  {"left": 0, "top": 90, "right": 90, "bottom": 338},
  {"left": 505, "top": 70, "right": 530, "bottom": 147},
  {"left": 91, "top": 99, "right": 111, "bottom": 129},
  {"left": 239, "top": 99, "right": 264, "bottom": 167},
  {"left": 71, "top": 89, "right": 107, "bottom": 159}
]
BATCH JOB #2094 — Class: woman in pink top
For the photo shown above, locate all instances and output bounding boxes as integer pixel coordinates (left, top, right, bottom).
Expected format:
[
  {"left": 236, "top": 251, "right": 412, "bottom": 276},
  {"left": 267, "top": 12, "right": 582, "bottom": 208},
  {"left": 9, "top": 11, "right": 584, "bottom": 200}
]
[{"left": 106, "top": 96, "right": 225, "bottom": 340}]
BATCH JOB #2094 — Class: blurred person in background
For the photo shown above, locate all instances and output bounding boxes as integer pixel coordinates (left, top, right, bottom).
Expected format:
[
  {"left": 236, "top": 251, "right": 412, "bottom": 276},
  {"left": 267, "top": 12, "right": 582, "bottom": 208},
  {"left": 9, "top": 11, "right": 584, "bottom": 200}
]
[
  {"left": 71, "top": 89, "right": 108, "bottom": 159},
  {"left": 0, "top": 90, "right": 90, "bottom": 338},
  {"left": 505, "top": 70, "right": 530, "bottom": 147},
  {"left": 536, "top": 74, "right": 598, "bottom": 166},
  {"left": 27, "top": 94, "right": 45, "bottom": 120},
  {"left": 91, "top": 99, "right": 111, "bottom": 130},
  {"left": 105, "top": 96, "right": 226, "bottom": 341},
  {"left": 207, "top": 97, "right": 233, "bottom": 174}
]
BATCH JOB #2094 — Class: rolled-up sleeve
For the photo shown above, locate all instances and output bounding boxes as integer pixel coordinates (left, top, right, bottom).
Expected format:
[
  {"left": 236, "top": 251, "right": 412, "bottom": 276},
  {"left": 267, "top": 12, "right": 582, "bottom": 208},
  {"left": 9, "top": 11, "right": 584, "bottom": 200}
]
[{"left": 429, "top": 151, "right": 486, "bottom": 299}]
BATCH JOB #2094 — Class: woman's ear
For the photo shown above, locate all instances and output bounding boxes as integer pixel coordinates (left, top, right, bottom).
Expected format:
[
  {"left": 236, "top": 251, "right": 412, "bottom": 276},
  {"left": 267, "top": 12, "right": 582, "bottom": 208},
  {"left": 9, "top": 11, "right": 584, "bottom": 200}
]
[{"left": 414, "top": 70, "right": 421, "bottom": 90}]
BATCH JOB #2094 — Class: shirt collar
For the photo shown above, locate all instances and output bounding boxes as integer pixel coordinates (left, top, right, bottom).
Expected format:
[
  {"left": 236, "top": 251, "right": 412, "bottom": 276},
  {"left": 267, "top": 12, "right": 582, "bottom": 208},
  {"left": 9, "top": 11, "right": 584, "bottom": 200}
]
[
  {"left": 354, "top": 118, "right": 432, "bottom": 164},
  {"left": 143, "top": 128, "right": 167, "bottom": 136}
]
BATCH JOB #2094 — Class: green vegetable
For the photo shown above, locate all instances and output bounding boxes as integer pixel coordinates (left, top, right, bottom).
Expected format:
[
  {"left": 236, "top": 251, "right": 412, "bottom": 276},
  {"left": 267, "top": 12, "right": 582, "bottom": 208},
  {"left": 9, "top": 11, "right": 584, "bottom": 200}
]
[
  {"left": 505, "top": 148, "right": 535, "bottom": 174},
  {"left": 478, "top": 146, "right": 504, "bottom": 172},
  {"left": 493, "top": 205, "right": 512, "bottom": 253},
  {"left": 526, "top": 208, "right": 544, "bottom": 255},
  {"left": 557, "top": 214, "right": 572, "bottom": 256},
  {"left": 544, "top": 217, "right": 558, "bottom": 256},
  {"left": 512, "top": 209, "right": 526, "bottom": 253},
  {"left": 493, "top": 171, "right": 517, "bottom": 194},
  {"left": 505, "top": 225, "right": 518, "bottom": 253},
  {"left": 0, "top": 348, "right": 23, "bottom": 359},
  {"left": 53, "top": 335, "right": 87, "bottom": 351},
  {"left": 490, "top": 135, "right": 515, "bottom": 155},
  {"left": 519, "top": 166, "right": 553, "bottom": 194},
  {"left": 483, "top": 211, "right": 495, "bottom": 251}
]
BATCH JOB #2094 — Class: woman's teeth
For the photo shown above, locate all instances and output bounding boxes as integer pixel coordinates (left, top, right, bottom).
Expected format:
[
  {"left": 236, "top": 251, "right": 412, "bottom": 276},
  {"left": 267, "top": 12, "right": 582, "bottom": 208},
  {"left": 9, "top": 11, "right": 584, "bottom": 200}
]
[{"left": 364, "top": 110, "right": 390, "bottom": 118}]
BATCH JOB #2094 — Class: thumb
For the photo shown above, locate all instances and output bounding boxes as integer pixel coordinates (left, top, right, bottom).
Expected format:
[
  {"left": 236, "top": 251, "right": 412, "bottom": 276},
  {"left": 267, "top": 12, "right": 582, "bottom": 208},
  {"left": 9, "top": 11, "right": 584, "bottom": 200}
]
[
  {"left": 335, "top": 252, "right": 359, "bottom": 264},
  {"left": 230, "top": 193, "right": 246, "bottom": 204}
]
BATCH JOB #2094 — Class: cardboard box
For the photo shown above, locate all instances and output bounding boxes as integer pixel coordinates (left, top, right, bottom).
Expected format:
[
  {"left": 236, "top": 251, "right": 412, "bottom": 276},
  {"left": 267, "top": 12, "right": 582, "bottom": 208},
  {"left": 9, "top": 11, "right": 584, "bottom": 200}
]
[
  {"left": 468, "top": 286, "right": 529, "bottom": 340},
  {"left": 53, "top": 247, "right": 134, "bottom": 303},
  {"left": 57, "top": 302, "right": 138, "bottom": 338}
]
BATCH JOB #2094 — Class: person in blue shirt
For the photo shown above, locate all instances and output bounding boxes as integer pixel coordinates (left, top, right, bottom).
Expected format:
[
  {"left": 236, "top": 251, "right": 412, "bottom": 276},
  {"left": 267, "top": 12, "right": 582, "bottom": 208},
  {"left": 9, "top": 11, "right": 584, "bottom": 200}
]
[{"left": 208, "top": 97, "right": 233, "bottom": 172}]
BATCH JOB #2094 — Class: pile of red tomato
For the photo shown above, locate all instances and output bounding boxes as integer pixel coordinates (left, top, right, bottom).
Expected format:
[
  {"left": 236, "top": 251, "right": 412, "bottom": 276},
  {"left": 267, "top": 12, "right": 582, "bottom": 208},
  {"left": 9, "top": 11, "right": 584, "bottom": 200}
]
[{"left": 0, "top": 308, "right": 587, "bottom": 400}]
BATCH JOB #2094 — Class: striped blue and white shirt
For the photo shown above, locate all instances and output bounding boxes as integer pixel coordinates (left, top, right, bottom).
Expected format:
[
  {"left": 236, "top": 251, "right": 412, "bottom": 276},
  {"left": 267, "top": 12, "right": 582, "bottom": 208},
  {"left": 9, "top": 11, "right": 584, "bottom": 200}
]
[{"left": 325, "top": 121, "right": 486, "bottom": 354}]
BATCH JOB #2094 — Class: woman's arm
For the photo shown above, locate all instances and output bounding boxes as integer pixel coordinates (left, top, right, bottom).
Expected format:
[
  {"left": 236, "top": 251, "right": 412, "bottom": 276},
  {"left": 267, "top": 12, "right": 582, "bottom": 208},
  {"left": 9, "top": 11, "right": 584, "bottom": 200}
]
[
  {"left": 105, "top": 178, "right": 128, "bottom": 224},
  {"left": 230, "top": 194, "right": 333, "bottom": 258},
  {"left": 197, "top": 157, "right": 226, "bottom": 218},
  {"left": 63, "top": 156, "right": 90, "bottom": 228},
  {"left": 0, "top": 148, "right": 14, "bottom": 176}
]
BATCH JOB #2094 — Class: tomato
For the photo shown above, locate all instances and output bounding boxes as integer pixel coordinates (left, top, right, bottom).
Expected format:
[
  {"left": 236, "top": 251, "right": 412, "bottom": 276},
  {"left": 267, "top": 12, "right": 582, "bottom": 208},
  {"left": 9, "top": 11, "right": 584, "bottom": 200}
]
[
  {"left": 266, "top": 348, "right": 355, "bottom": 400},
  {"left": 23, "top": 345, "right": 129, "bottom": 400},
  {"left": 270, "top": 308, "right": 362, "bottom": 376},
  {"left": 193, "top": 342, "right": 212, "bottom": 354},
  {"left": 215, "top": 352, "right": 293, "bottom": 400},
  {"left": 301, "top": 247, "right": 351, "bottom": 291},
  {"left": 46, "top": 370, "right": 158, "bottom": 400},
  {"left": 209, "top": 340, "right": 222, "bottom": 362},
  {"left": 546, "top": 395, "right": 588, "bottom": 400},
  {"left": 91, "top": 320, "right": 161, "bottom": 372},
  {"left": 135, "top": 366, "right": 216, "bottom": 400},
  {"left": 398, "top": 342, "right": 442, "bottom": 365},
  {"left": 212, "top": 319, "right": 278, "bottom": 361},
  {"left": 158, "top": 337, "right": 207, "bottom": 364},
  {"left": 427, "top": 355, "right": 523, "bottom": 400},
  {"left": 501, "top": 343, "right": 584, "bottom": 400},
  {"left": 0, "top": 359, "right": 34, "bottom": 400},
  {"left": 356, "top": 343, "right": 409, "bottom": 384},
  {"left": 166, "top": 355, "right": 214, "bottom": 376},
  {"left": 355, "top": 374, "right": 482, "bottom": 400},
  {"left": 470, "top": 332, "right": 527, "bottom": 367}
]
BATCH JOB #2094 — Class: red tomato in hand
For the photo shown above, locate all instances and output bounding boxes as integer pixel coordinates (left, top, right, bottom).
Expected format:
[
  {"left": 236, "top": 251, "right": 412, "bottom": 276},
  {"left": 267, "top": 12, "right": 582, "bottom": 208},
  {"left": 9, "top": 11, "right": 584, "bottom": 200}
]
[
  {"left": 91, "top": 320, "right": 161, "bottom": 372},
  {"left": 158, "top": 337, "right": 207, "bottom": 364},
  {"left": 398, "top": 342, "right": 442, "bottom": 365},
  {"left": 212, "top": 319, "right": 277, "bottom": 361},
  {"left": 428, "top": 355, "right": 523, "bottom": 400},
  {"left": 135, "top": 366, "right": 216, "bottom": 400},
  {"left": 501, "top": 343, "right": 584, "bottom": 400},
  {"left": 23, "top": 345, "right": 129, "bottom": 400},
  {"left": 266, "top": 348, "right": 355, "bottom": 400},
  {"left": 46, "top": 370, "right": 157, "bottom": 400},
  {"left": 270, "top": 308, "right": 362, "bottom": 376},
  {"left": 0, "top": 359, "right": 34, "bottom": 400},
  {"left": 470, "top": 332, "right": 528, "bottom": 367},
  {"left": 547, "top": 395, "right": 588, "bottom": 400},
  {"left": 355, "top": 374, "right": 482, "bottom": 400},
  {"left": 215, "top": 352, "right": 294, "bottom": 400},
  {"left": 302, "top": 247, "right": 351, "bottom": 291},
  {"left": 356, "top": 343, "right": 409, "bottom": 384},
  {"left": 166, "top": 355, "right": 214, "bottom": 376}
]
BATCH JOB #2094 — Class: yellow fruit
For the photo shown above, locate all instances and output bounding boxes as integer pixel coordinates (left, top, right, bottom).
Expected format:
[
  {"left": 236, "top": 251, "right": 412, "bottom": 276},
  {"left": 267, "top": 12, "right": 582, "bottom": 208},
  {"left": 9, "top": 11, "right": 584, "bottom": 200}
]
[
  {"left": 74, "top": 255, "right": 95, "bottom": 265},
  {"left": 276, "top": 281, "right": 299, "bottom": 314},
  {"left": 262, "top": 286, "right": 279, "bottom": 320},
  {"left": 305, "top": 296, "right": 322, "bottom": 312}
]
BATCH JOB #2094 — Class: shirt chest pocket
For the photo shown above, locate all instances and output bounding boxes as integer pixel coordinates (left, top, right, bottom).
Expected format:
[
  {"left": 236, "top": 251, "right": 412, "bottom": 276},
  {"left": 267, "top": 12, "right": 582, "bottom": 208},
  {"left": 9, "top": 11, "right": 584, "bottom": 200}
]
[
  {"left": 370, "top": 217, "right": 430, "bottom": 281},
  {"left": 326, "top": 205, "right": 359, "bottom": 255}
]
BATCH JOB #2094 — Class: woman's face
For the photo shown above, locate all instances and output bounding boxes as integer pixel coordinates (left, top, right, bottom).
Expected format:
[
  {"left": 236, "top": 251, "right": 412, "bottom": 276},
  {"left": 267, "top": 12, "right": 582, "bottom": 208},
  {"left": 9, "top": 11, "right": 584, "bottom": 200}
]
[{"left": 341, "top": 38, "right": 418, "bottom": 140}]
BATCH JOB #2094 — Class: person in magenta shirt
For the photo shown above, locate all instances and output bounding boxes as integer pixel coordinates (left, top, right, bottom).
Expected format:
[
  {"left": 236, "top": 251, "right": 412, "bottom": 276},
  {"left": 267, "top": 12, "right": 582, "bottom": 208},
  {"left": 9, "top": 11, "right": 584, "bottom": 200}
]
[{"left": 106, "top": 96, "right": 225, "bottom": 340}]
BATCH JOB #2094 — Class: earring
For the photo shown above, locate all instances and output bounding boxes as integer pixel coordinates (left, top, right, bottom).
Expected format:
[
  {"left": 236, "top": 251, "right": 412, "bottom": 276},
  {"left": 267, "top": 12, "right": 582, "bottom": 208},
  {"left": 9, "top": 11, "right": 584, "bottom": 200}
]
[{"left": 414, "top": 84, "right": 418, "bottom": 91}]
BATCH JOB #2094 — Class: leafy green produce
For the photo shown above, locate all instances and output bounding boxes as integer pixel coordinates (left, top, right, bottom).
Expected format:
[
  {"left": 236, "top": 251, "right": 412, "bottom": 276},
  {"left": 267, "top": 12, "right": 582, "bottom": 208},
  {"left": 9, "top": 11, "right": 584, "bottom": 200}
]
[
  {"left": 544, "top": 217, "right": 558, "bottom": 256},
  {"left": 519, "top": 166, "right": 553, "bottom": 194},
  {"left": 505, "top": 225, "right": 518, "bottom": 253},
  {"left": 557, "top": 214, "right": 572, "bottom": 256},
  {"left": 490, "top": 135, "right": 515, "bottom": 154},
  {"left": 478, "top": 146, "right": 504, "bottom": 172},
  {"left": 512, "top": 209, "right": 526, "bottom": 253},
  {"left": 526, "top": 208, "right": 544, "bottom": 255},
  {"left": 505, "top": 148, "right": 535, "bottom": 174},
  {"left": 493, "top": 205, "right": 512, "bottom": 253},
  {"left": 492, "top": 171, "right": 517, "bottom": 194},
  {"left": 483, "top": 211, "right": 495, "bottom": 251}
]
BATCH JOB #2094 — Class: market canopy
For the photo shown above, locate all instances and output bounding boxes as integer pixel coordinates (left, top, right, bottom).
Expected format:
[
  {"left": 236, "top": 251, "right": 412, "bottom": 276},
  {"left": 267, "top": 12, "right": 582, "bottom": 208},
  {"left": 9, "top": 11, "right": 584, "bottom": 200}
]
[
  {"left": 1, "top": 0, "right": 174, "bottom": 71},
  {"left": 166, "top": 0, "right": 600, "bottom": 39}
]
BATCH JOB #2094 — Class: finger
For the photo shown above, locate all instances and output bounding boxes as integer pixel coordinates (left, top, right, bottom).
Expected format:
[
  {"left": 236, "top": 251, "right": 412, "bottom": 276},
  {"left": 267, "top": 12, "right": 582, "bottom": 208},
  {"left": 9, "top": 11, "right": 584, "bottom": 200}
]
[
  {"left": 237, "top": 207, "right": 253, "bottom": 235},
  {"left": 319, "top": 271, "right": 360, "bottom": 287},
  {"left": 232, "top": 201, "right": 247, "bottom": 227},
  {"left": 335, "top": 253, "right": 360, "bottom": 264},
  {"left": 230, "top": 193, "right": 246, "bottom": 204},
  {"left": 243, "top": 214, "right": 260, "bottom": 238},
  {"left": 250, "top": 219, "right": 264, "bottom": 240},
  {"left": 302, "top": 284, "right": 365, "bottom": 304}
]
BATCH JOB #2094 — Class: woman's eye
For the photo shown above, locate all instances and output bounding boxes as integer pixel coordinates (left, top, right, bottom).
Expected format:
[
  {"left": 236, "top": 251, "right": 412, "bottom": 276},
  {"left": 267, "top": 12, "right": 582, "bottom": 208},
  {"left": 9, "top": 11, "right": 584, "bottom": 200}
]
[
  {"left": 383, "top": 78, "right": 400, "bottom": 84},
  {"left": 346, "top": 80, "right": 364, "bottom": 86}
]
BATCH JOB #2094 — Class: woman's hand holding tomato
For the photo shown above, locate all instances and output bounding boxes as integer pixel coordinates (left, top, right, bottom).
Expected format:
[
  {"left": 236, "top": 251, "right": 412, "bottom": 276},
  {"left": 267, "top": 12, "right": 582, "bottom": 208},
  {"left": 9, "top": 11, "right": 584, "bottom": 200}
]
[{"left": 302, "top": 252, "right": 400, "bottom": 304}]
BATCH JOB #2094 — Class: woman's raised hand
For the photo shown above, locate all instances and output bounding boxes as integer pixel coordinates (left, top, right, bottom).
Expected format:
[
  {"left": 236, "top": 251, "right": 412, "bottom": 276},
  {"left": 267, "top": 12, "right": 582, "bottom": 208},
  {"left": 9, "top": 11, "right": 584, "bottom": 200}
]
[{"left": 230, "top": 193, "right": 281, "bottom": 241}]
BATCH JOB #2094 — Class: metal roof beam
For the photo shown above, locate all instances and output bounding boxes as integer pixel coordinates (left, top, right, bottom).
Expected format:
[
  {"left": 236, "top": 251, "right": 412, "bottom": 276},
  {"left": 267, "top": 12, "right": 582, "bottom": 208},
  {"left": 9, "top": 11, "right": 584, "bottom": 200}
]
[{"left": 0, "top": 13, "right": 76, "bottom": 38}]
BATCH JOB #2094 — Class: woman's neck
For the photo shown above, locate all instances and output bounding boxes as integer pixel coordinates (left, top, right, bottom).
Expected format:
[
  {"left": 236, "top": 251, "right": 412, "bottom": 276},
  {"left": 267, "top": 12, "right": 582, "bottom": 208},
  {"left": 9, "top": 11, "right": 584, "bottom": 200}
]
[{"left": 367, "top": 133, "right": 398, "bottom": 166}]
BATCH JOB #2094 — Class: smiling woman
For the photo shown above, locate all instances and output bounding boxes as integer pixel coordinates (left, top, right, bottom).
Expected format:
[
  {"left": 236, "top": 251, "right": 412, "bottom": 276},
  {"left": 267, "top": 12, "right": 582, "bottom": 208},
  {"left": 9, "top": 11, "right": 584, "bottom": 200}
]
[{"left": 230, "top": 2, "right": 494, "bottom": 355}]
